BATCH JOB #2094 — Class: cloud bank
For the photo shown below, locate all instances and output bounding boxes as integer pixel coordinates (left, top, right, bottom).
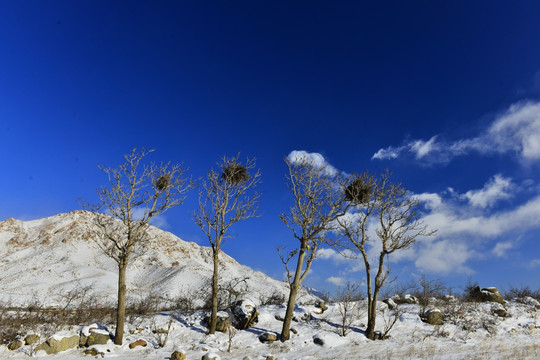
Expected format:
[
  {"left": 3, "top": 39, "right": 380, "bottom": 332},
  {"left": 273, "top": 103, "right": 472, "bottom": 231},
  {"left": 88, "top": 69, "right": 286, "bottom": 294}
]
[{"left": 372, "top": 100, "right": 540, "bottom": 164}]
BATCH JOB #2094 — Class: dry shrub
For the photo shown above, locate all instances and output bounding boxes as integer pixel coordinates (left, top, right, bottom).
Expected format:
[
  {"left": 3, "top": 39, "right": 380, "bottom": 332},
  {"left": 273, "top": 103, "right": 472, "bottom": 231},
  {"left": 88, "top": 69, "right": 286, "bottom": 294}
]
[{"left": 221, "top": 162, "right": 249, "bottom": 184}]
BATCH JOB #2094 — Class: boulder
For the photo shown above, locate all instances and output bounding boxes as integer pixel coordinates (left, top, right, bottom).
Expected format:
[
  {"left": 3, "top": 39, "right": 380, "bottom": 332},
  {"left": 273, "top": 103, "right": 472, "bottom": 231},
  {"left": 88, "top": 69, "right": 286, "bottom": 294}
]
[
  {"left": 315, "top": 300, "right": 328, "bottom": 313},
  {"left": 35, "top": 335, "right": 80, "bottom": 355},
  {"left": 383, "top": 298, "right": 397, "bottom": 310},
  {"left": 522, "top": 296, "right": 540, "bottom": 307},
  {"left": 473, "top": 287, "right": 505, "bottom": 304},
  {"left": 129, "top": 339, "right": 147, "bottom": 349},
  {"left": 171, "top": 350, "right": 187, "bottom": 360},
  {"left": 424, "top": 309, "right": 443, "bottom": 325},
  {"left": 259, "top": 332, "right": 278, "bottom": 343},
  {"left": 8, "top": 340, "right": 23, "bottom": 351},
  {"left": 230, "top": 299, "right": 259, "bottom": 329},
  {"left": 492, "top": 303, "right": 507, "bottom": 317},
  {"left": 202, "top": 352, "right": 221, "bottom": 360},
  {"left": 24, "top": 334, "right": 40, "bottom": 345},
  {"left": 84, "top": 331, "right": 111, "bottom": 347},
  {"left": 313, "top": 336, "right": 324, "bottom": 346},
  {"left": 204, "top": 312, "right": 230, "bottom": 332},
  {"left": 401, "top": 294, "right": 418, "bottom": 304},
  {"left": 84, "top": 348, "right": 105, "bottom": 357}
]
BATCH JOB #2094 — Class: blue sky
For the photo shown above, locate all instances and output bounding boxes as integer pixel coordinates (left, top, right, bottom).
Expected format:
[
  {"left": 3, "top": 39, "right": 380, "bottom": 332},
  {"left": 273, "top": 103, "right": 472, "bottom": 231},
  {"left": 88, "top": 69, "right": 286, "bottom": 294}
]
[{"left": 2, "top": 1, "right": 540, "bottom": 293}]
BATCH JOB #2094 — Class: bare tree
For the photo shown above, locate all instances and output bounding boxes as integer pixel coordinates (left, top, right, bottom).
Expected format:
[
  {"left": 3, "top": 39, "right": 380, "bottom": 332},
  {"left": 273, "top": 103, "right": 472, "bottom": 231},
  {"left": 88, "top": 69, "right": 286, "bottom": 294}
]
[
  {"left": 193, "top": 155, "right": 261, "bottom": 334},
  {"left": 278, "top": 156, "right": 350, "bottom": 341},
  {"left": 336, "top": 170, "right": 435, "bottom": 340},
  {"left": 88, "top": 148, "right": 193, "bottom": 345}
]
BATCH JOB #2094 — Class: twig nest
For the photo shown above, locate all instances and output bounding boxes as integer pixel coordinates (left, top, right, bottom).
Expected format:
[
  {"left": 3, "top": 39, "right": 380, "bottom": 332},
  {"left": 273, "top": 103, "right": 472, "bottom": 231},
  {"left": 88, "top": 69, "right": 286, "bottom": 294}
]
[
  {"left": 345, "top": 178, "right": 371, "bottom": 203},
  {"left": 222, "top": 162, "right": 249, "bottom": 184},
  {"left": 156, "top": 173, "right": 171, "bottom": 191}
]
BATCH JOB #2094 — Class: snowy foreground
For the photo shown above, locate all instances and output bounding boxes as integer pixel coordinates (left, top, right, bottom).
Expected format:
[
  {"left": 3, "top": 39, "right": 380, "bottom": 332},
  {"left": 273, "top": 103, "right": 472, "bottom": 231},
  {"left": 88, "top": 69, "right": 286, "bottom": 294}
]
[{"left": 2, "top": 299, "right": 540, "bottom": 360}]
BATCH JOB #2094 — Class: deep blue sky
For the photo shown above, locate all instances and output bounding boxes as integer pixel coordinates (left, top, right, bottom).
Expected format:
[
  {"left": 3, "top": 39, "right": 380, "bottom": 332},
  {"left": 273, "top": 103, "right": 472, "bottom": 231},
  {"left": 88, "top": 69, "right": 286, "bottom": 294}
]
[{"left": 2, "top": 1, "right": 540, "bottom": 293}]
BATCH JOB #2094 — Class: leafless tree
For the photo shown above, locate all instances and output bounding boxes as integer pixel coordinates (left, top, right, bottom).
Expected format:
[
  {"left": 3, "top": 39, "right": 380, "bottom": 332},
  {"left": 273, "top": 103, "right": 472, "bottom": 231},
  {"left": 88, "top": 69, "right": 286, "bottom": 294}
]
[
  {"left": 88, "top": 148, "right": 193, "bottom": 345},
  {"left": 336, "top": 170, "right": 435, "bottom": 340},
  {"left": 278, "top": 156, "right": 350, "bottom": 341},
  {"left": 193, "top": 155, "right": 261, "bottom": 334}
]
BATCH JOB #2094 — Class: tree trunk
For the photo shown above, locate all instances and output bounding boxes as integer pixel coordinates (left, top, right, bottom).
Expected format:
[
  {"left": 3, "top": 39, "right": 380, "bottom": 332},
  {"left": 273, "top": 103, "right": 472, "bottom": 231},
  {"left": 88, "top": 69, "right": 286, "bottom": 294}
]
[
  {"left": 209, "top": 248, "right": 219, "bottom": 334},
  {"left": 114, "top": 262, "right": 127, "bottom": 345},
  {"left": 281, "top": 247, "right": 306, "bottom": 342},
  {"left": 363, "top": 253, "right": 375, "bottom": 340}
]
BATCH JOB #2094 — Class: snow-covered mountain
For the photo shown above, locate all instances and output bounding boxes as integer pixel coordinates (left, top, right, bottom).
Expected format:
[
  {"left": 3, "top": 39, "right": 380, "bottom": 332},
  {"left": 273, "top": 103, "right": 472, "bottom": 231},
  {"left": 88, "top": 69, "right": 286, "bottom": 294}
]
[{"left": 0, "top": 211, "right": 306, "bottom": 307}]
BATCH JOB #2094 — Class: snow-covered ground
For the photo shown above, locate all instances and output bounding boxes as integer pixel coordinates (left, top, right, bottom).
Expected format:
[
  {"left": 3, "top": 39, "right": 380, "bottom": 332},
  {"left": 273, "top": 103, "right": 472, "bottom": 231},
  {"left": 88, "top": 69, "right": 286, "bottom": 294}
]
[{"left": 2, "top": 298, "right": 540, "bottom": 359}]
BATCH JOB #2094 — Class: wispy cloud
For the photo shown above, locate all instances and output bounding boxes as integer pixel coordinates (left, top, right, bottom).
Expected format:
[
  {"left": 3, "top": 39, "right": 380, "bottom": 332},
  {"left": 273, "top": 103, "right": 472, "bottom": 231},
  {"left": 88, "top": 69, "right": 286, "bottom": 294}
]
[
  {"left": 413, "top": 177, "right": 540, "bottom": 274},
  {"left": 326, "top": 276, "right": 346, "bottom": 286},
  {"left": 461, "top": 174, "right": 514, "bottom": 209},
  {"left": 373, "top": 100, "right": 540, "bottom": 164}
]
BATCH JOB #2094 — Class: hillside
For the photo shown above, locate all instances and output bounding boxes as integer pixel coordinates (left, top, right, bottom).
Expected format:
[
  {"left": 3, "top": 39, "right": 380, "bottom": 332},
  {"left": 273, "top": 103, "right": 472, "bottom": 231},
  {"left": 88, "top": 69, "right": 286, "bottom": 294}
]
[{"left": 0, "top": 211, "right": 307, "bottom": 307}]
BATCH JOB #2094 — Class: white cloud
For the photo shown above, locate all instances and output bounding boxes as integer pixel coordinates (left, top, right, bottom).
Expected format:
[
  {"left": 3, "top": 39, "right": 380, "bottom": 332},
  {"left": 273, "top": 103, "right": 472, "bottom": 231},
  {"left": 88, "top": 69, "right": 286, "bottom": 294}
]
[
  {"left": 411, "top": 136, "right": 439, "bottom": 159},
  {"left": 415, "top": 239, "right": 474, "bottom": 275},
  {"left": 412, "top": 193, "right": 443, "bottom": 210},
  {"left": 412, "top": 176, "right": 540, "bottom": 274},
  {"left": 529, "top": 259, "right": 540, "bottom": 268},
  {"left": 326, "top": 276, "right": 346, "bottom": 286},
  {"left": 372, "top": 100, "right": 540, "bottom": 164},
  {"left": 461, "top": 174, "right": 514, "bottom": 208},
  {"left": 287, "top": 150, "right": 338, "bottom": 175},
  {"left": 492, "top": 241, "right": 514, "bottom": 257}
]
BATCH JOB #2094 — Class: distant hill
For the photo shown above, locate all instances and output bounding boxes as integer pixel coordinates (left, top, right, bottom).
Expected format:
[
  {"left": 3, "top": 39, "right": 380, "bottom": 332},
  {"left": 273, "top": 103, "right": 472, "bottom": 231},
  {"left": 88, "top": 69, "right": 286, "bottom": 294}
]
[{"left": 0, "top": 211, "right": 311, "bottom": 307}]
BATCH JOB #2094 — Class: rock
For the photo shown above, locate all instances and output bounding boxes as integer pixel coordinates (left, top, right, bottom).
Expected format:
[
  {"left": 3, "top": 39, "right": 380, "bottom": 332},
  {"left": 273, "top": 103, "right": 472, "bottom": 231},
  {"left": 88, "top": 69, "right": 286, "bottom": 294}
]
[
  {"left": 275, "top": 315, "right": 284, "bottom": 321},
  {"left": 522, "top": 296, "right": 540, "bottom": 307},
  {"left": 301, "top": 312, "right": 312, "bottom": 322},
  {"left": 492, "top": 303, "right": 507, "bottom": 317},
  {"left": 85, "top": 331, "right": 111, "bottom": 347},
  {"left": 315, "top": 300, "right": 328, "bottom": 312},
  {"left": 202, "top": 352, "right": 221, "bottom": 360},
  {"left": 171, "top": 350, "right": 187, "bottom": 360},
  {"left": 35, "top": 335, "right": 80, "bottom": 355},
  {"left": 401, "top": 294, "right": 418, "bottom": 304},
  {"left": 230, "top": 299, "right": 259, "bottom": 329},
  {"left": 8, "top": 340, "right": 23, "bottom": 351},
  {"left": 424, "top": 309, "right": 443, "bottom": 325},
  {"left": 474, "top": 287, "right": 505, "bottom": 304},
  {"left": 129, "top": 339, "right": 147, "bottom": 349},
  {"left": 243, "top": 357, "right": 252, "bottom": 360},
  {"left": 313, "top": 336, "right": 324, "bottom": 346},
  {"left": 443, "top": 295, "right": 456, "bottom": 302},
  {"left": 259, "top": 332, "right": 278, "bottom": 343},
  {"left": 204, "top": 312, "right": 230, "bottom": 332},
  {"left": 84, "top": 348, "right": 105, "bottom": 357},
  {"left": 24, "top": 334, "right": 40, "bottom": 345},
  {"left": 266, "top": 356, "right": 276, "bottom": 360},
  {"left": 383, "top": 298, "right": 397, "bottom": 310}
]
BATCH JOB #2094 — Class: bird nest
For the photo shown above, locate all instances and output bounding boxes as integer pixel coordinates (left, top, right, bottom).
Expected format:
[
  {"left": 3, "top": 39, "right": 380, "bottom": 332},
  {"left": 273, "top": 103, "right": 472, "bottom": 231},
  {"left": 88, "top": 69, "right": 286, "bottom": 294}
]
[
  {"left": 345, "top": 178, "right": 372, "bottom": 204},
  {"left": 222, "top": 162, "right": 249, "bottom": 184},
  {"left": 156, "top": 173, "right": 171, "bottom": 191}
]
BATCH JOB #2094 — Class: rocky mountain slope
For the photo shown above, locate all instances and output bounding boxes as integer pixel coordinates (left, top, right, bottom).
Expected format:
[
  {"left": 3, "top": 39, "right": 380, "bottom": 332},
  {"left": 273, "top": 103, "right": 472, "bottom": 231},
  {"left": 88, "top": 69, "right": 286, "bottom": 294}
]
[{"left": 0, "top": 211, "right": 305, "bottom": 307}]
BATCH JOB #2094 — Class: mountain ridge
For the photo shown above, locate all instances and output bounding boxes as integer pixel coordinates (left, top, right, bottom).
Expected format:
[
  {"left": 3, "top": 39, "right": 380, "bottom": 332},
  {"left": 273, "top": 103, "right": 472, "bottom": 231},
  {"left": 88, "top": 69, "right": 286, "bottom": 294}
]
[{"left": 0, "top": 210, "right": 310, "bottom": 307}]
